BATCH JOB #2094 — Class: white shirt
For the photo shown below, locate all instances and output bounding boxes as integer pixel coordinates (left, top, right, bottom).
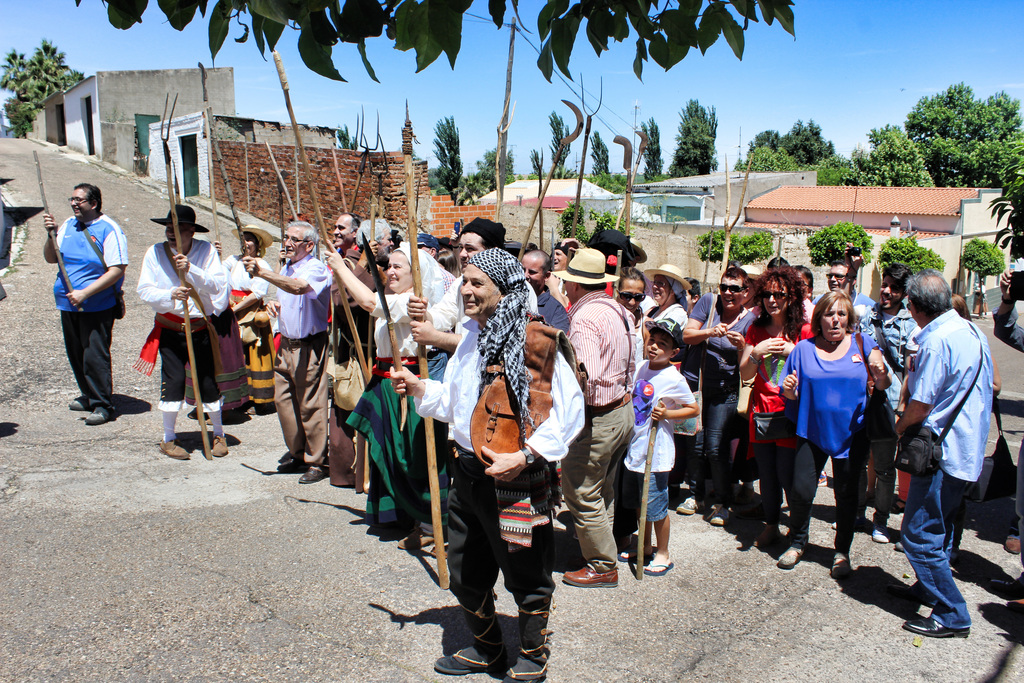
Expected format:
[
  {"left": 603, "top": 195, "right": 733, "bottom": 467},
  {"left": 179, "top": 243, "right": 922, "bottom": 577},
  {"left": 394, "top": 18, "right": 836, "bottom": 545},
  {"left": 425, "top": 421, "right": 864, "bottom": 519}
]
[
  {"left": 223, "top": 254, "right": 270, "bottom": 299},
  {"left": 626, "top": 361, "right": 695, "bottom": 473},
  {"left": 373, "top": 291, "right": 418, "bottom": 358},
  {"left": 137, "top": 239, "right": 229, "bottom": 317},
  {"left": 416, "top": 319, "right": 585, "bottom": 461}
]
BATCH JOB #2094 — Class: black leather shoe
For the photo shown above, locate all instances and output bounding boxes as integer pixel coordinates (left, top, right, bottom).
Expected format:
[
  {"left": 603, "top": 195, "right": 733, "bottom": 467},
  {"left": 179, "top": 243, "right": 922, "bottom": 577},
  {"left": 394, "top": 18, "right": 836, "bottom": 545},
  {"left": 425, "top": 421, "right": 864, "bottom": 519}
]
[
  {"left": 84, "top": 407, "right": 112, "bottom": 426},
  {"left": 902, "top": 617, "right": 969, "bottom": 639},
  {"left": 277, "top": 457, "right": 308, "bottom": 474},
  {"left": 990, "top": 578, "right": 1024, "bottom": 600},
  {"left": 434, "top": 646, "right": 507, "bottom": 677},
  {"left": 298, "top": 466, "right": 328, "bottom": 484},
  {"left": 886, "top": 583, "right": 934, "bottom": 607}
]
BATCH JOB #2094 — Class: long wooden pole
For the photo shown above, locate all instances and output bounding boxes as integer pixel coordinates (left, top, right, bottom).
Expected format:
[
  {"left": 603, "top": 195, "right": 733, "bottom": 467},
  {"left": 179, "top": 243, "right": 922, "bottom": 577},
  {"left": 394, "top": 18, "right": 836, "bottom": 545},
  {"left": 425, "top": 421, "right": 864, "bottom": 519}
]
[
  {"left": 331, "top": 148, "right": 348, "bottom": 213},
  {"left": 403, "top": 107, "right": 448, "bottom": 589},
  {"left": 265, "top": 141, "right": 299, "bottom": 222},
  {"left": 197, "top": 65, "right": 221, "bottom": 245},
  {"left": 272, "top": 51, "right": 370, "bottom": 385},
  {"left": 636, "top": 405, "right": 661, "bottom": 581},
  {"left": 161, "top": 95, "right": 213, "bottom": 461},
  {"left": 199, "top": 64, "right": 246, "bottom": 256},
  {"left": 495, "top": 17, "right": 516, "bottom": 219},
  {"left": 34, "top": 151, "right": 81, "bottom": 311}
]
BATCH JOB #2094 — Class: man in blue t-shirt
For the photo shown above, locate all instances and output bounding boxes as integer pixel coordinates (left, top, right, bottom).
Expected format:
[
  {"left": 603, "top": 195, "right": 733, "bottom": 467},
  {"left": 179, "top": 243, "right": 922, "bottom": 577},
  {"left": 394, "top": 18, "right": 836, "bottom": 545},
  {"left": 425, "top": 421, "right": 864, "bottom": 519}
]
[
  {"left": 812, "top": 249, "right": 875, "bottom": 321},
  {"left": 43, "top": 183, "right": 128, "bottom": 426}
]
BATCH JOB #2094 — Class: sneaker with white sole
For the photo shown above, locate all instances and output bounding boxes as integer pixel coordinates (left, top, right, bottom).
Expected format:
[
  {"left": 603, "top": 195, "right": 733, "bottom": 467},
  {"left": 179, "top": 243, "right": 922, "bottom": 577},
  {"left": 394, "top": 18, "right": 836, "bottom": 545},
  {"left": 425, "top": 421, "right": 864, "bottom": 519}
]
[
  {"left": 676, "top": 498, "right": 701, "bottom": 516},
  {"left": 872, "top": 524, "right": 890, "bottom": 544},
  {"left": 708, "top": 505, "right": 729, "bottom": 527}
]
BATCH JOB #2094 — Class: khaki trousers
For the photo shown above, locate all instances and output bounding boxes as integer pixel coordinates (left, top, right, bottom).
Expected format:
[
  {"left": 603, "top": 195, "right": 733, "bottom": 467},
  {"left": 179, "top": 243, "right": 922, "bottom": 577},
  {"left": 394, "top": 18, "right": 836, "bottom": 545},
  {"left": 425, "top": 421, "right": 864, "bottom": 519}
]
[
  {"left": 561, "top": 401, "right": 633, "bottom": 574},
  {"left": 274, "top": 335, "right": 329, "bottom": 466}
]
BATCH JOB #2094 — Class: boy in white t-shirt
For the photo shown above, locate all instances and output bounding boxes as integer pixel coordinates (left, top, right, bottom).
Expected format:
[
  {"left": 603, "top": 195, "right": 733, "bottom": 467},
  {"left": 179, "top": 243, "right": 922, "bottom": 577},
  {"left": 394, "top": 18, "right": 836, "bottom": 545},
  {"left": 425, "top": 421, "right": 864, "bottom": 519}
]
[{"left": 623, "top": 319, "right": 698, "bottom": 576}]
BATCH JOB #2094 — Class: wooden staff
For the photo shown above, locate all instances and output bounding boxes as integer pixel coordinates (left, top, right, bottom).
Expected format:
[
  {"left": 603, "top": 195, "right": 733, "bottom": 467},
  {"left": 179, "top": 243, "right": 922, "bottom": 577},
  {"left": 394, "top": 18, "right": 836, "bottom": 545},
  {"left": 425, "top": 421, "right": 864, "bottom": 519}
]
[
  {"left": 518, "top": 101, "right": 584, "bottom": 259},
  {"left": 197, "top": 64, "right": 221, "bottom": 245},
  {"left": 266, "top": 141, "right": 299, "bottom": 222},
  {"left": 34, "top": 151, "right": 81, "bottom": 311},
  {"left": 271, "top": 51, "right": 370, "bottom": 385},
  {"left": 161, "top": 94, "right": 213, "bottom": 461},
  {"left": 720, "top": 157, "right": 753, "bottom": 275},
  {"left": 403, "top": 105, "right": 448, "bottom": 589},
  {"left": 636, "top": 403, "right": 662, "bottom": 581},
  {"left": 331, "top": 148, "right": 348, "bottom": 213},
  {"left": 197, "top": 64, "right": 246, "bottom": 256}
]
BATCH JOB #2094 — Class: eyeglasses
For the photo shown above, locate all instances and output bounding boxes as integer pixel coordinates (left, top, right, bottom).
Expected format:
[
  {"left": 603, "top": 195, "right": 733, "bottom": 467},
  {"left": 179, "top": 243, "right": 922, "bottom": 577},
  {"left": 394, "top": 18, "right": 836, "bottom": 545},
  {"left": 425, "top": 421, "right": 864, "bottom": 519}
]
[
  {"left": 68, "top": 197, "right": 91, "bottom": 205},
  {"left": 762, "top": 291, "right": 787, "bottom": 300},
  {"left": 282, "top": 235, "right": 310, "bottom": 243},
  {"left": 618, "top": 291, "right": 646, "bottom": 303},
  {"left": 827, "top": 272, "right": 848, "bottom": 281},
  {"left": 719, "top": 284, "right": 746, "bottom": 294}
]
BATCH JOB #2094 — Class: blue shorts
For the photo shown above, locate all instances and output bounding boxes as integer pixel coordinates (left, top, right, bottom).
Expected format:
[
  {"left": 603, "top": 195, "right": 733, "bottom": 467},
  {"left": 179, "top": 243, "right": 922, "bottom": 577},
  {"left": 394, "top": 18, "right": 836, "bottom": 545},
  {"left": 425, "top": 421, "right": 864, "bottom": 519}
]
[{"left": 622, "top": 470, "right": 670, "bottom": 522}]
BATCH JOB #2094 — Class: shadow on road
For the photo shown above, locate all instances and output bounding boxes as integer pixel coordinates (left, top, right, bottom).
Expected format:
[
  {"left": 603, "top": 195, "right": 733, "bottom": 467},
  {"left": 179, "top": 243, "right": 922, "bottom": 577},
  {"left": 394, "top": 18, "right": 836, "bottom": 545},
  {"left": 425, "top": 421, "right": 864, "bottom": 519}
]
[
  {"left": 112, "top": 393, "right": 151, "bottom": 415},
  {"left": 836, "top": 564, "right": 924, "bottom": 619},
  {"left": 369, "top": 602, "right": 521, "bottom": 658},
  {"left": 977, "top": 604, "right": 1024, "bottom": 649},
  {"left": 0, "top": 422, "right": 18, "bottom": 437}
]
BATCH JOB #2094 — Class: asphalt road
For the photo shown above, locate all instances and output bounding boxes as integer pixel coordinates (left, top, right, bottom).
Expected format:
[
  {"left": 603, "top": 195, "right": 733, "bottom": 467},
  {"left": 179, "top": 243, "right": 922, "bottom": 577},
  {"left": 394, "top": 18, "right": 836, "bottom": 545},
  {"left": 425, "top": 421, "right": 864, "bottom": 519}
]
[{"left": 1, "top": 138, "right": 1022, "bottom": 682}]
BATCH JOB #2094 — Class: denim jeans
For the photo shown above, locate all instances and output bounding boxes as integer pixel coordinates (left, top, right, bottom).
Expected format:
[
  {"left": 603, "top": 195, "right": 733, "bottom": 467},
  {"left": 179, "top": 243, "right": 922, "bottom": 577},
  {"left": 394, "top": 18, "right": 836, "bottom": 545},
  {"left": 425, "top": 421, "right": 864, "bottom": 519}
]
[
  {"left": 752, "top": 441, "right": 794, "bottom": 526},
  {"left": 788, "top": 430, "right": 869, "bottom": 553},
  {"left": 902, "top": 468, "right": 971, "bottom": 629},
  {"left": 684, "top": 391, "right": 738, "bottom": 506}
]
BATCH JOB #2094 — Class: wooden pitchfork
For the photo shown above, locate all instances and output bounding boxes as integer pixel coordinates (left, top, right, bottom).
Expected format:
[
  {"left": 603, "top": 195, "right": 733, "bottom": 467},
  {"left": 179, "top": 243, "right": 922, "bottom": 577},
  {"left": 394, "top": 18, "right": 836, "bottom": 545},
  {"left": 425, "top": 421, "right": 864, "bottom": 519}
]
[
  {"left": 34, "top": 151, "right": 81, "bottom": 311},
  {"left": 160, "top": 94, "right": 213, "bottom": 461},
  {"left": 518, "top": 100, "right": 584, "bottom": 259}
]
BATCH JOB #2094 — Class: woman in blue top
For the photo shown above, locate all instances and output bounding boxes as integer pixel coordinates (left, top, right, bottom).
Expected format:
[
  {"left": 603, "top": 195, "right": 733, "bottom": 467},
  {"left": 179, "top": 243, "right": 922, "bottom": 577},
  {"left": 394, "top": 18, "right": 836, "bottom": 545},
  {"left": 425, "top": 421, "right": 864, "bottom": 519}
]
[{"left": 779, "top": 291, "right": 890, "bottom": 578}]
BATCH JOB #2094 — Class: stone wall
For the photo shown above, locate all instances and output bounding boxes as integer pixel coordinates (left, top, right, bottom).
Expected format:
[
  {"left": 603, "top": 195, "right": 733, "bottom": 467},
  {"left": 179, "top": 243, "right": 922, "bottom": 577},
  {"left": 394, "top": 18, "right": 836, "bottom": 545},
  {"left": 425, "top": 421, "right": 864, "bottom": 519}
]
[{"left": 211, "top": 142, "right": 428, "bottom": 228}]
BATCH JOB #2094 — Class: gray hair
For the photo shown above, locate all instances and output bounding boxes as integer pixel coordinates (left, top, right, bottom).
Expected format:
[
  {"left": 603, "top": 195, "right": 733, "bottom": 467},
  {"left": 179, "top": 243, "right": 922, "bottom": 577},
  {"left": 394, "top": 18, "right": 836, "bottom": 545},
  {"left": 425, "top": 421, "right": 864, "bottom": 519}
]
[
  {"left": 356, "top": 218, "right": 393, "bottom": 246},
  {"left": 906, "top": 269, "right": 951, "bottom": 317},
  {"left": 287, "top": 220, "right": 318, "bottom": 245}
]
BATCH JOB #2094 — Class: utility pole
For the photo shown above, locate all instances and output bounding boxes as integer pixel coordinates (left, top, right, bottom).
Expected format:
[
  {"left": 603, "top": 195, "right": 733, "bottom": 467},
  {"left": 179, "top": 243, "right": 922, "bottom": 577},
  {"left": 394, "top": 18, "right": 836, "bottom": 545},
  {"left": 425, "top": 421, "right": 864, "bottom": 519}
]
[{"left": 495, "top": 17, "right": 516, "bottom": 219}]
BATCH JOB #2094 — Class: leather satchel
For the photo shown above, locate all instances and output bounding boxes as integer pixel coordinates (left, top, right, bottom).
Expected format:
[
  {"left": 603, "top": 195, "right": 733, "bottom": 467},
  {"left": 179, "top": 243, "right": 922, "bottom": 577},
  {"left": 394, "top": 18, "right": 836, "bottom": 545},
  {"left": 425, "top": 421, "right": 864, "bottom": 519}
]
[
  {"left": 965, "top": 397, "right": 1017, "bottom": 502},
  {"left": 328, "top": 353, "right": 365, "bottom": 411},
  {"left": 470, "top": 321, "right": 580, "bottom": 465},
  {"left": 895, "top": 328, "right": 984, "bottom": 476},
  {"left": 855, "top": 333, "right": 898, "bottom": 443},
  {"left": 752, "top": 410, "right": 796, "bottom": 442}
]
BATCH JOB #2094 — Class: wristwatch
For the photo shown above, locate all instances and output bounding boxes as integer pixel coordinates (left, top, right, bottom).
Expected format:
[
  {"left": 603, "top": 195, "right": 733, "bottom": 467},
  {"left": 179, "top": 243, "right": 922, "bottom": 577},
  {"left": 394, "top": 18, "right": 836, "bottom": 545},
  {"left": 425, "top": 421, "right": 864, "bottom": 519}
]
[
  {"left": 1003, "top": 296, "right": 1015, "bottom": 305},
  {"left": 521, "top": 448, "right": 535, "bottom": 465}
]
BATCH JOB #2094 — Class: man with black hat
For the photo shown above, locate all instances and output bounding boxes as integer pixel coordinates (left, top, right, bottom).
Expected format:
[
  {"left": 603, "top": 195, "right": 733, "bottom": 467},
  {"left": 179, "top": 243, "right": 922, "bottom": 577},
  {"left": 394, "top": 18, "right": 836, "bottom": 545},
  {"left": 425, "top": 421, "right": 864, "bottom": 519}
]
[
  {"left": 244, "top": 220, "right": 332, "bottom": 484},
  {"left": 43, "top": 182, "right": 127, "bottom": 427},
  {"left": 136, "top": 204, "right": 230, "bottom": 459},
  {"left": 555, "top": 247, "right": 636, "bottom": 589}
]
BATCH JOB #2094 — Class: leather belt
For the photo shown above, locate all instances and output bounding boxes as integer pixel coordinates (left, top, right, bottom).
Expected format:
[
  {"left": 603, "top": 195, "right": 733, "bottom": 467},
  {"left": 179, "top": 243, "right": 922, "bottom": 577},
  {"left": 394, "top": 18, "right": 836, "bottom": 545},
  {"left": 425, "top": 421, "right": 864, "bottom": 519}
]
[
  {"left": 586, "top": 393, "right": 630, "bottom": 419},
  {"left": 280, "top": 331, "right": 327, "bottom": 348}
]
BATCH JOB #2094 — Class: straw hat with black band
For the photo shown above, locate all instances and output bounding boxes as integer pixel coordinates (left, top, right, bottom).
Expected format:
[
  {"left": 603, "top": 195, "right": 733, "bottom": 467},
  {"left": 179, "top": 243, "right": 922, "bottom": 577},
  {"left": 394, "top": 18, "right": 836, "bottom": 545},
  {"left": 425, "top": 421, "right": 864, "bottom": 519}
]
[
  {"left": 553, "top": 247, "right": 619, "bottom": 285},
  {"left": 237, "top": 225, "right": 274, "bottom": 258},
  {"left": 645, "top": 263, "right": 691, "bottom": 291}
]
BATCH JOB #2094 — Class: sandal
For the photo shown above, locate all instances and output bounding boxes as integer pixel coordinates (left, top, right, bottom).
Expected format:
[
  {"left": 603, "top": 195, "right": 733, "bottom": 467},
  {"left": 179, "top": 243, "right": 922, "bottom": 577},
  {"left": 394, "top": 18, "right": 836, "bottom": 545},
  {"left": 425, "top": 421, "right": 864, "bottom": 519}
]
[
  {"left": 643, "top": 561, "right": 674, "bottom": 576},
  {"left": 777, "top": 547, "right": 803, "bottom": 570},
  {"left": 618, "top": 549, "right": 654, "bottom": 564}
]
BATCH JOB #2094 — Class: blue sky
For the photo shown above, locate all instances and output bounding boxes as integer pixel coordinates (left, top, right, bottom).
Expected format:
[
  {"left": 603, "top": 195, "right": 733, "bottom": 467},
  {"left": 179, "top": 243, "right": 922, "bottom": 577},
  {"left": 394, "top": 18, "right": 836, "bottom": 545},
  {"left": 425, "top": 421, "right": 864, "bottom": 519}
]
[{"left": 3, "top": 1, "right": 1023, "bottom": 175}]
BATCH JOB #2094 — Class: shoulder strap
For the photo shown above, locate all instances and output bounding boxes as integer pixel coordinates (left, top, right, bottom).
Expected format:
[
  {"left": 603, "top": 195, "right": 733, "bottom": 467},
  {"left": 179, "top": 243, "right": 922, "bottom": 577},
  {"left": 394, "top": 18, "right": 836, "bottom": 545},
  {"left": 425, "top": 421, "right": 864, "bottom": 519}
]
[
  {"left": 872, "top": 314, "right": 903, "bottom": 378},
  {"left": 854, "top": 332, "right": 871, "bottom": 398},
  {"left": 82, "top": 225, "right": 108, "bottom": 269},
  {"left": 935, "top": 326, "right": 985, "bottom": 446},
  {"left": 697, "top": 294, "right": 716, "bottom": 391}
]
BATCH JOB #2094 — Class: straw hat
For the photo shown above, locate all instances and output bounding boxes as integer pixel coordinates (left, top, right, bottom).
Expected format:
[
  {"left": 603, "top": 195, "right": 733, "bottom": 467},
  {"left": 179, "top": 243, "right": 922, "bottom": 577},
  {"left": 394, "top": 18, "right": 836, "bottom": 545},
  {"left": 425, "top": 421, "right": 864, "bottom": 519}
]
[
  {"left": 237, "top": 225, "right": 274, "bottom": 256},
  {"left": 553, "top": 248, "right": 619, "bottom": 284},
  {"left": 630, "top": 238, "right": 648, "bottom": 264},
  {"left": 741, "top": 264, "right": 763, "bottom": 278},
  {"left": 644, "top": 263, "right": 691, "bottom": 290}
]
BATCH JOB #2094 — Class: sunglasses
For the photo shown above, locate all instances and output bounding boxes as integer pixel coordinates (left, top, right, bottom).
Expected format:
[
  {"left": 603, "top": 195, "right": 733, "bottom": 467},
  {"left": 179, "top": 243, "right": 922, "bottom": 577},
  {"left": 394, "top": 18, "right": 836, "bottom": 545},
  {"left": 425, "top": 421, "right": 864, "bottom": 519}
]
[
  {"left": 618, "top": 291, "right": 646, "bottom": 303},
  {"left": 762, "top": 291, "right": 787, "bottom": 300},
  {"left": 719, "top": 284, "right": 746, "bottom": 294},
  {"left": 827, "top": 273, "right": 848, "bottom": 281}
]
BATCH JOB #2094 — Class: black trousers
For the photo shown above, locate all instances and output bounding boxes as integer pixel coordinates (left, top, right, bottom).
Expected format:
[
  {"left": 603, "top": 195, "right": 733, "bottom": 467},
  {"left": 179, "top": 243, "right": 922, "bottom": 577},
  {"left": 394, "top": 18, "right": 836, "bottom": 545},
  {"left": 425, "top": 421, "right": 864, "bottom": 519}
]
[
  {"left": 159, "top": 326, "right": 220, "bottom": 404},
  {"left": 447, "top": 454, "right": 554, "bottom": 615},
  {"left": 61, "top": 307, "right": 116, "bottom": 412}
]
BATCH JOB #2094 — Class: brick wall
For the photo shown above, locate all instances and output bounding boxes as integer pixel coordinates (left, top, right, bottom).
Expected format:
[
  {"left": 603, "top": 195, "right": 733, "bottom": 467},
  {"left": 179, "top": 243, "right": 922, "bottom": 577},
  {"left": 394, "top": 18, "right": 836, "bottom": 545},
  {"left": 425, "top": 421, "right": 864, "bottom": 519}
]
[
  {"left": 211, "top": 142, "right": 428, "bottom": 228},
  {"left": 425, "top": 195, "right": 496, "bottom": 239}
]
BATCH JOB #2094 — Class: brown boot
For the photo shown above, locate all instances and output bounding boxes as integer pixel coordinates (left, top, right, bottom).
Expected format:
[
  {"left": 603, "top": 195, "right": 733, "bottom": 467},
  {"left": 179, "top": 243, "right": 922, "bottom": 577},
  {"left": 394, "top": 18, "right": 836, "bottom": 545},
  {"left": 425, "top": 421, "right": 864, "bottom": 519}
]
[
  {"left": 211, "top": 435, "right": 229, "bottom": 457},
  {"left": 159, "top": 440, "right": 189, "bottom": 460}
]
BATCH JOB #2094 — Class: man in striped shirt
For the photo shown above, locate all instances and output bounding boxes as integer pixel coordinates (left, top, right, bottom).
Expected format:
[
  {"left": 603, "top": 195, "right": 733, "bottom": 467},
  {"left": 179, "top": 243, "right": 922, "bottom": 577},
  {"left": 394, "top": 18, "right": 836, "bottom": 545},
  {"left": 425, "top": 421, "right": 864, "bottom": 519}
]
[{"left": 556, "top": 248, "right": 636, "bottom": 588}]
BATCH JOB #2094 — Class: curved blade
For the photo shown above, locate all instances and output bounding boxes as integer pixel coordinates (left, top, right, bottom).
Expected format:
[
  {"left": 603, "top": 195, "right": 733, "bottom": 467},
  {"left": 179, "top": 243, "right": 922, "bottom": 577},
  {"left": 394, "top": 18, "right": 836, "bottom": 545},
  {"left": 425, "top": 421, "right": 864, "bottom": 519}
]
[
  {"left": 634, "top": 130, "right": 650, "bottom": 165},
  {"left": 560, "top": 100, "right": 584, "bottom": 144},
  {"left": 613, "top": 135, "right": 632, "bottom": 171}
]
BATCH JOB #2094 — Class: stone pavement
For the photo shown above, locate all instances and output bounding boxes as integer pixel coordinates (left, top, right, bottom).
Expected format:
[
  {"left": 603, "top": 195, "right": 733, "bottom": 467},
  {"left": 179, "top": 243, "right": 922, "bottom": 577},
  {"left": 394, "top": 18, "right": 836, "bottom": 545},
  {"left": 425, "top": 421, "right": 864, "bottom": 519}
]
[{"left": 0, "top": 138, "right": 1022, "bottom": 681}]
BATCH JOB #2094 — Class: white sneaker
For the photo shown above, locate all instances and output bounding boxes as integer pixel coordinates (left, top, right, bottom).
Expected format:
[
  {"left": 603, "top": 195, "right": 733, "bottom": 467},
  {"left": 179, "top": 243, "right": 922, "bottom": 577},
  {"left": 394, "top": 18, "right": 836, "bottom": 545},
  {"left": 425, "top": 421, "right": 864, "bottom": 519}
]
[
  {"left": 872, "top": 524, "right": 890, "bottom": 544},
  {"left": 676, "top": 498, "right": 701, "bottom": 515},
  {"left": 709, "top": 505, "right": 729, "bottom": 527}
]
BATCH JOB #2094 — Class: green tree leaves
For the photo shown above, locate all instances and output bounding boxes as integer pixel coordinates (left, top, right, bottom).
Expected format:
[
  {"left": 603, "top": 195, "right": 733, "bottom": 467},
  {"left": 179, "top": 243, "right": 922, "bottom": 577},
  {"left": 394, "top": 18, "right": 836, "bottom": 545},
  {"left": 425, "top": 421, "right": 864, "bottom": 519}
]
[
  {"left": 806, "top": 222, "right": 873, "bottom": 267},
  {"left": 991, "top": 141, "right": 1024, "bottom": 258},
  {"left": 906, "top": 83, "right": 1023, "bottom": 188},
  {"left": 669, "top": 99, "right": 718, "bottom": 177},
  {"left": 433, "top": 116, "right": 463, "bottom": 203},
  {"left": 850, "top": 126, "right": 933, "bottom": 187},
  {"left": 698, "top": 230, "right": 773, "bottom": 263},
  {"left": 961, "top": 237, "right": 1004, "bottom": 277},
  {"left": 590, "top": 131, "right": 610, "bottom": 176},
  {"left": 640, "top": 118, "right": 663, "bottom": 180},
  {"left": 877, "top": 236, "right": 945, "bottom": 273},
  {"left": 2, "top": 40, "right": 83, "bottom": 138}
]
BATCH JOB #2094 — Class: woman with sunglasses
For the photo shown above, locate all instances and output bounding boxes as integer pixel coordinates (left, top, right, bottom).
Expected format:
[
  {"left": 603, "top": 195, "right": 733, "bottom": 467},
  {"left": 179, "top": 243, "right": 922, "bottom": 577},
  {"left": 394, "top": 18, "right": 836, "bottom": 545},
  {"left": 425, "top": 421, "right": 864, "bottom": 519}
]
[
  {"left": 777, "top": 291, "right": 890, "bottom": 577},
  {"left": 617, "top": 267, "right": 649, "bottom": 367},
  {"left": 739, "top": 266, "right": 811, "bottom": 549},
  {"left": 675, "top": 265, "right": 755, "bottom": 525}
]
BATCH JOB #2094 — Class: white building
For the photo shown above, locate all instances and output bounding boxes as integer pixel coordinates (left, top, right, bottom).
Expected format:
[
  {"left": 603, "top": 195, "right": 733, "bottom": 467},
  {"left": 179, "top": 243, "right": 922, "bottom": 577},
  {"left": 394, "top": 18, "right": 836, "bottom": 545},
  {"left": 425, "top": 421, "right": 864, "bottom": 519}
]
[{"left": 148, "top": 111, "right": 211, "bottom": 198}]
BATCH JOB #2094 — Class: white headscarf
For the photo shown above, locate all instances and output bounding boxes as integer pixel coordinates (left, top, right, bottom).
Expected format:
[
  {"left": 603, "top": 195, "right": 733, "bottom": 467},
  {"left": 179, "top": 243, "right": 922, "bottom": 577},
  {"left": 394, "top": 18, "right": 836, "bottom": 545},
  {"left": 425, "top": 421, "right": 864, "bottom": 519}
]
[{"left": 395, "top": 241, "right": 445, "bottom": 307}]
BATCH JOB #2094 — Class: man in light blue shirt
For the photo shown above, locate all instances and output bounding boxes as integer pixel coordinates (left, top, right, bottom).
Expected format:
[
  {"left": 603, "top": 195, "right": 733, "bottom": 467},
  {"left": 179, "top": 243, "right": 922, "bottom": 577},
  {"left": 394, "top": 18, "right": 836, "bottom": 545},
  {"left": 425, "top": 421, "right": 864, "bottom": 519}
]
[{"left": 889, "top": 270, "right": 993, "bottom": 639}]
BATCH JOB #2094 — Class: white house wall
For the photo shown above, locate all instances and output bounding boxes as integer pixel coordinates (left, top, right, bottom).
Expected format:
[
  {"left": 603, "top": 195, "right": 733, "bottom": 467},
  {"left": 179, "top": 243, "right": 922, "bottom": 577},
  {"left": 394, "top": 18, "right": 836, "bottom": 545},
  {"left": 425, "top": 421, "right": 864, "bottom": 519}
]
[
  {"left": 148, "top": 111, "right": 211, "bottom": 197},
  {"left": 63, "top": 77, "right": 99, "bottom": 155}
]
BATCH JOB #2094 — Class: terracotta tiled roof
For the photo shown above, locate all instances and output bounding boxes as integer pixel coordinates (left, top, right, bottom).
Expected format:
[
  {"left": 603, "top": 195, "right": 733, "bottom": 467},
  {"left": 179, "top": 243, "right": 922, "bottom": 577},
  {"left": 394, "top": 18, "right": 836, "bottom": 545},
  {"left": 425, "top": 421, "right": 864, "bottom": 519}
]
[
  {"left": 742, "top": 222, "right": 947, "bottom": 240},
  {"left": 745, "top": 186, "right": 981, "bottom": 216}
]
